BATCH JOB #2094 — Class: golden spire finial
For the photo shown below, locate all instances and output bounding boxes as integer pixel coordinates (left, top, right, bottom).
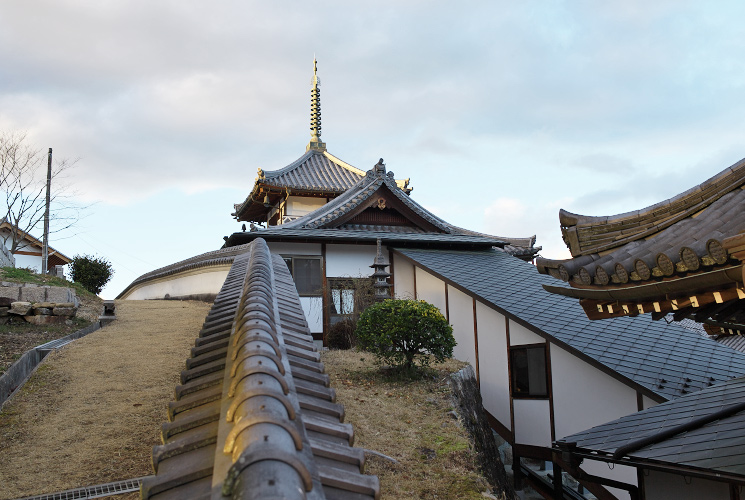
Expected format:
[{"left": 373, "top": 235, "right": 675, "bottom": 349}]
[{"left": 307, "top": 57, "right": 326, "bottom": 152}]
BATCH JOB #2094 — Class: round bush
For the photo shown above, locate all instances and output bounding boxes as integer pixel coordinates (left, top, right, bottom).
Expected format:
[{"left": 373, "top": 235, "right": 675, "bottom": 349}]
[
  {"left": 70, "top": 254, "right": 114, "bottom": 295},
  {"left": 356, "top": 299, "right": 455, "bottom": 372}
]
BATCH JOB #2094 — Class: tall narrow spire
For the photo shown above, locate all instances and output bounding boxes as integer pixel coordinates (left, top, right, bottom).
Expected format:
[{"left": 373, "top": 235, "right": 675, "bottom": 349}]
[{"left": 306, "top": 58, "right": 326, "bottom": 152}]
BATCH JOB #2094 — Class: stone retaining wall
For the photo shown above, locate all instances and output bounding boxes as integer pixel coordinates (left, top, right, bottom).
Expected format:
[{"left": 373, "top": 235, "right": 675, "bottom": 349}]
[
  {"left": 0, "top": 283, "right": 77, "bottom": 304},
  {"left": 450, "top": 365, "right": 516, "bottom": 500}
]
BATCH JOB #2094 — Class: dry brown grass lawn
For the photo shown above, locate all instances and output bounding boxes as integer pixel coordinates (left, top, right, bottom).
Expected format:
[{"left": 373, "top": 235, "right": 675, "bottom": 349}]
[
  {"left": 321, "top": 350, "right": 492, "bottom": 500},
  {"left": 0, "top": 299, "right": 211, "bottom": 500}
]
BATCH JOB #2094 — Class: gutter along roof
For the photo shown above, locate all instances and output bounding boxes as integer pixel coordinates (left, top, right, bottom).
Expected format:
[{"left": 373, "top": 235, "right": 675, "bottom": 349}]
[
  {"left": 141, "top": 238, "right": 379, "bottom": 499},
  {"left": 535, "top": 157, "right": 745, "bottom": 331},
  {"left": 555, "top": 375, "right": 745, "bottom": 482},
  {"left": 395, "top": 247, "right": 745, "bottom": 402}
]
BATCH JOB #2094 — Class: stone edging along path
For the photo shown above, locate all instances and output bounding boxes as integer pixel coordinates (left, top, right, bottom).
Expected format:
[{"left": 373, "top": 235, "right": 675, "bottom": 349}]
[{"left": 0, "top": 320, "right": 105, "bottom": 410}]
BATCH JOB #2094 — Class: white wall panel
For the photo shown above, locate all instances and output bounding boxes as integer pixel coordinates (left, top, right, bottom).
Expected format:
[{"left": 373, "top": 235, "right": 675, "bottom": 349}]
[
  {"left": 13, "top": 254, "right": 41, "bottom": 271},
  {"left": 551, "top": 343, "right": 638, "bottom": 440},
  {"left": 449, "top": 285, "right": 476, "bottom": 365},
  {"left": 124, "top": 268, "right": 230, "bottom": 300},
  {"left": 285, "top": 196, "right": 326, "bottom": 216},
  {"left": 475, "top": 301, "right": 511, "bottom": 431},
  {"left": 300, "top": 296, "right": 323, "bottom": 333},
  {"left": 415, "top": 268, "right": 446, "bottom": 313},
  {"left": 509, "top": 320, "right": 545, "bottom": 346},
  {"left": 645, "top": 470, "right": 729, "bottom": 500},
  {"left": 392, "top": 254, "right": 415, "bottom": 299},
  {"left": 325, "top": 244, "right": 377, "bottom": 277},
  {"left": 513, "top": 399, "right": 552, "bottom": 447}
]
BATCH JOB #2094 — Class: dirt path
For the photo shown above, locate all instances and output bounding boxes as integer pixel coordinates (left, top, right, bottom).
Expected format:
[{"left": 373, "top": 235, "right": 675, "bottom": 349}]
[{"left": 0, "top": 300, "right": 211, "bottom": 500}]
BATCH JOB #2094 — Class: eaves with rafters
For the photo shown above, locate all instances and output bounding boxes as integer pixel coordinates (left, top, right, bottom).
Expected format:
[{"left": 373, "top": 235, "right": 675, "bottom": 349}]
[{"left": 536, "top": 157, "right": 745, "bottom": 335}]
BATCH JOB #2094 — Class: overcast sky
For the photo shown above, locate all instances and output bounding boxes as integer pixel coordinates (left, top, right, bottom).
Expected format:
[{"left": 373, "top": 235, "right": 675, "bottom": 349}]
[{"left": 1, "top": 1, "right": 744, "bottom": 298}]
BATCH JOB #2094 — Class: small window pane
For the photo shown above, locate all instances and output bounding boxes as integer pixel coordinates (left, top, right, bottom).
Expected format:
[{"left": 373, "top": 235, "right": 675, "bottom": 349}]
[
  {"left": 510, "top": 345, "right": 548, "bottom": 398},
  {"left": 511, "top": 349, "right": 530, "bottom": 395},
  {"left": 293, "top": 258, "right": 321, "bottom": 296},
  {"left": 527, "top": 347, "right": 547, "bottom": 396}
]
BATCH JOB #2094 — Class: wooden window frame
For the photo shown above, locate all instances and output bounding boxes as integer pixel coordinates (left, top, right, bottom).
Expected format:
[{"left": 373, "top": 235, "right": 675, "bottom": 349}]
[
  {"left": 509, "top": 343, "right": 549, "bottom": 400},
  {"left": 281, "top": 255, "right": 323, "bottom": 297}
]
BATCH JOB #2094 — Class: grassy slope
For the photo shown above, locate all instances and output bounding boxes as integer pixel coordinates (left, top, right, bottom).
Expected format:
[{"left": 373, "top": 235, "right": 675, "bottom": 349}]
[{"left": 0, "top": 267, "right": 102, "bottom": 374}]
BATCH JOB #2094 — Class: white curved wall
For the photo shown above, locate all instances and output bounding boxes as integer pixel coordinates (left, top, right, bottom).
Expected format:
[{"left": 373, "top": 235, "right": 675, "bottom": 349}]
[{"left": 122, "top": 266, "right": 231, "bottom": 300}]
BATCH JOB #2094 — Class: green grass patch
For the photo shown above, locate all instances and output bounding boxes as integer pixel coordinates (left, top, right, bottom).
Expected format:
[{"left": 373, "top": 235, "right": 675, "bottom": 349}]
[{"left": 0, "top": 266, "right": 96, "bottom": 299}]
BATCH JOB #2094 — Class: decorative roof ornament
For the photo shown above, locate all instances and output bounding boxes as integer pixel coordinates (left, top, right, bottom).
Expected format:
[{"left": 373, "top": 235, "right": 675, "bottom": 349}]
[{"left": 306, "top": 58, "right": 326, "bottom": 152}]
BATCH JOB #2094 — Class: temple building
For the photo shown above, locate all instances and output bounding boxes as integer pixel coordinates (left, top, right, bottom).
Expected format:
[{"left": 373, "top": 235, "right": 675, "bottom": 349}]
[
  {"left": 120, "top": 60, "right": 540, "bottom": 342},
  {"left": 116, "top": 62, "right": 745, "bottom": 499}
]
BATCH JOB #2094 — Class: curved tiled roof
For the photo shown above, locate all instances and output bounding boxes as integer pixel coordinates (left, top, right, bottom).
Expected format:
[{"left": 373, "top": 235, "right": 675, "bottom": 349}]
[
  {"left": 228, "top": 161, "right": 540, "bottom": 258},
  {"left": 537, "top": 186, "right": 745, "bottom": 287},
  {"left": 115, "top": 244, "right": 253, "bottom": 299},
  {"left": 232, "top": 150, "right": 411, "bottom": 222},
  {"left": 261, "top": 150, "right": 366, "bottom": 192},
  {"left": 536, "top": 156, "right": 745, "bottom": 328},
  {"left": 281, "top": 165, "right": 450, "bottom": 233},
  {"left": 141, "top": 239, "right": 380, "bottom": 499},
  {"left": 558, "top": 157, "right": 745, "bottom": 257}
]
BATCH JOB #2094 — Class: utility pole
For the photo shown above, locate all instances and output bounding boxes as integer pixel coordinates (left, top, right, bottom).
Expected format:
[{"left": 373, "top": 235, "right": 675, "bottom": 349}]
[{"left": 42, "top": 148, "right": 51, "bottom": 274}]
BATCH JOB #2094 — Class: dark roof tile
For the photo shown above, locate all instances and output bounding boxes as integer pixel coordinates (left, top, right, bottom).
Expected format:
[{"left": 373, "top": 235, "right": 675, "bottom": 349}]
[{"left": 397, "top": 247, "right": 745, "bottom": 401}]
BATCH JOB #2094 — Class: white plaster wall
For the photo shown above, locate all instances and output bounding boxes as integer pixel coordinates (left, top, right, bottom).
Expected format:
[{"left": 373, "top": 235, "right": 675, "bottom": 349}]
[
  {"left": 325, "top": 244, "right": 377, "bottom": 277},
  {"left": 449, "top": 285, "right": 475, "bottom": 365},
  {"left": 581, "top": 460, "right": 637, "bottom": 500},
  {"left": 13, "top": 253, "right": 41, "bottom": 271},
  {"left": 644, "top": 470, "right": 730, "bottom": 500},
  {"left": 285, "top": 196, "right": 326, "bottom": 217},
  {"left": 267, "top": 242, "right": 322, "bottom": 257},
  {"left": 300, "top": 296, "right": 323, "bottom": 333},
  {"left": 509, "top": 320, "right": 545, "bottom": 345},
  {"left": 392, "top": 255, "right": 415, "bottom": 299},
  {"left": 642, "top": 395, "right": 659, "bottom": 410},
  {"left": 124, "top": 268, "right": 230, "bottom": 300},
  {"left": 415, "top": 268, "right": 446, "bottom": 313},
  {"left": 551, "top": 343, "right": 639, "bottom": 440},
  {"left": 513, "top": 399, "right": 552, "bottom": 446},
  {"left": 475, "top": 301, "right": 511, "bottom": 431}
]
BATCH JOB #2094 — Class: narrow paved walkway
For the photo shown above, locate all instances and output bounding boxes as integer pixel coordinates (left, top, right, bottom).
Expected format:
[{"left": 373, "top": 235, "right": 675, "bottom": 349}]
[{"left": 0, "top": 300, "right": 211, "bottom": 500}]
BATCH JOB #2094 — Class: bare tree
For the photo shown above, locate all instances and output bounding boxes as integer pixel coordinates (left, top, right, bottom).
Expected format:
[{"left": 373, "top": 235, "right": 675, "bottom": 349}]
[{"left": 0, "top": 130, "right": 84, "bottom": 255}]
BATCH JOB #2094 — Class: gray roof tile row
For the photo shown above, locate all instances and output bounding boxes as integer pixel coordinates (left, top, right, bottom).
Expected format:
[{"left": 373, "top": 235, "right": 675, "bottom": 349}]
[
  {"left": 141, "top": 238, "right": 379, "bottom": 499},
  {"left": 556, "top": 375, "right": 745, "bottom": 478},
  {"left": 396, "top": 247, "right": 745, "bottom": 401}
]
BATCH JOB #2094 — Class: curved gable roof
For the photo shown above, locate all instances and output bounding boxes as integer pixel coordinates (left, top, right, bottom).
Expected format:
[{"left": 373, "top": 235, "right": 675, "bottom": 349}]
[
  {"left": 559, "top": 157, "right": 745, "bottom": 257},
  {"left": 232, "top": 150, "right": 411, "bottom": 222}
]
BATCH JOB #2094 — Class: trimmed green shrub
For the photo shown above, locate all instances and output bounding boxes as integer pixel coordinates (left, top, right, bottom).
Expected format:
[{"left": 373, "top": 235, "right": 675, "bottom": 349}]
[
  {"left": 327, "top": 318, "right": 357, "bottom": 350},
  {"left": 70, "top": 254, "right": 114, "bottom": 295},
  {"left": 356, "top": 299, "right": 456, "bottom": 372}
]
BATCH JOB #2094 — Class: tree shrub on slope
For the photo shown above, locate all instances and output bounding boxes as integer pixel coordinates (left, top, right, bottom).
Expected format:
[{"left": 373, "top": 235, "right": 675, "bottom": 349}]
[{"left": 356, "top": 299, "right": 456, "bottom": 374}]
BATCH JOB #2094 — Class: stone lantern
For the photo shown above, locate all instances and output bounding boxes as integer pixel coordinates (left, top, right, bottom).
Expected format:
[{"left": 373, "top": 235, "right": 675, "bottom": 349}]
[{"left": 370, "top": 239, "right": 391, "bottom": 301}]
